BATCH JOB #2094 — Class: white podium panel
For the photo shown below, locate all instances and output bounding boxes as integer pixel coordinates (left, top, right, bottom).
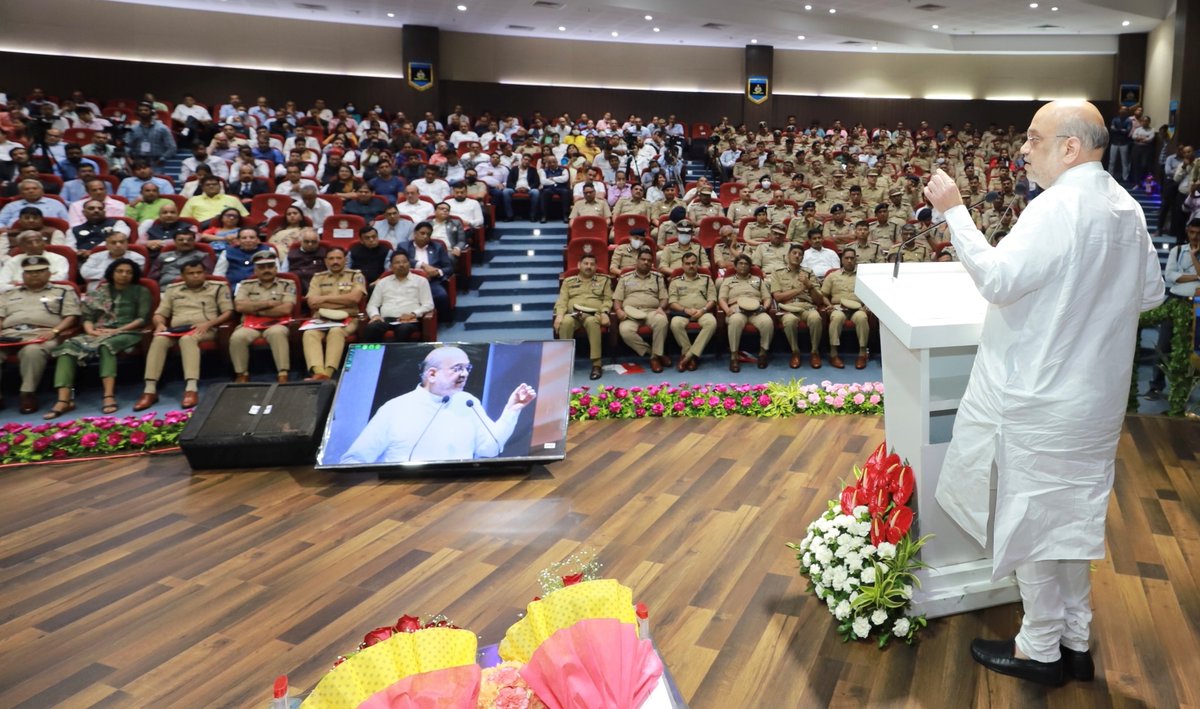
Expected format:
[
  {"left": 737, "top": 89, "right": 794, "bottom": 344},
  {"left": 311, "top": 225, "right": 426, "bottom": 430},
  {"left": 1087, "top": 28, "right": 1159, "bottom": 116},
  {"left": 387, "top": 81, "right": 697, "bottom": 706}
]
[{"left": 857, "top": 263, "right": 1020, "bottom": 618}]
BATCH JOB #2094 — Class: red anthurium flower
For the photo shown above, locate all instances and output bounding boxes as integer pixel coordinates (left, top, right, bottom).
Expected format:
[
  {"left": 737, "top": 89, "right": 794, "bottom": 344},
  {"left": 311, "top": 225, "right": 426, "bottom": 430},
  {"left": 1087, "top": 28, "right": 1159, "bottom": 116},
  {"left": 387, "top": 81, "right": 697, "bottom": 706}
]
[
  {"left": 868, "top": 485, "right": 891, "bottom": 516},
  {"left": 892, "top": 464, "right": 915, "bottom": 505},
  {"left": 866, "top": 440, "right": 888, "bottom": 470},
  {"left": 561, "top": 573, "right": 584, "bottom": 586},
  {"left": 840, "top": 485, "right": 860, "bottom": 515},
  {"left": 870, "top": 516, "right": 890, "bottom": 546},
  {"left": 362, "top": 626, "right": 394, "bottom": 647},
  {"left": 886, "top": 505, "right": 914, "bottom": 543},
  {"left": 394, "top": 615, "right": 422, "bottom": 633}
]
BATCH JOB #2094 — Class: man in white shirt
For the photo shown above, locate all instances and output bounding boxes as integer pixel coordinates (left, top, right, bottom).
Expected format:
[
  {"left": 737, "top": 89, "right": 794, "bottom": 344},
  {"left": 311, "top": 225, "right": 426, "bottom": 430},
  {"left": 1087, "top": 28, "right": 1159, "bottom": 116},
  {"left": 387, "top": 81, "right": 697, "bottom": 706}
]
[
  {"left": 475, "top": 153, "right": 510, "bottom": 206},
  {"left": 79, "top": 229, "right": 146, "bottom": 291},
  {"left": 446, "top": 183, "right": 484, "bottom": 229},
  {"left": 283, "top": 126, "right": 321, "bottom": 155},
  {"left": 340, "top": 344, "right": 536, "bottom": 464},
  {"left": 412, "top": 165, "right": 451, "bottom": 203},
  {"left": 396, "top": 185, "right": 435, "bottom": 223},
  {"left": 448, "top": 121, "right": 480, "bottom": 148},
  {"left": 0, "top": 232, "right": 70, "bottom": 290},
  {"left": 295, "top": 186, "right": 333, "bottom": 230},
  {"left": 1145, "top": 217, "right": 1200, "bottom": 398},
  {"left": 275, "top": 163, "right": 318, "bottom": 197},
  {"left": 171, "top": 95, "right": 214, "bottom": 141},
  {"left": 180, "top": 143, "right": 230, "bottom": 183},
  {"left": 415, "top": 112, "right": 444, "bottom": 137},
  {"left": 362, "top": 251, "right": 432, "bottom": 341},
  {"left": 800, "top": 229, "right": 842, "bottom": 276},
  {"left": 67, "top": 178, "right": 126, "bottom": 227}
]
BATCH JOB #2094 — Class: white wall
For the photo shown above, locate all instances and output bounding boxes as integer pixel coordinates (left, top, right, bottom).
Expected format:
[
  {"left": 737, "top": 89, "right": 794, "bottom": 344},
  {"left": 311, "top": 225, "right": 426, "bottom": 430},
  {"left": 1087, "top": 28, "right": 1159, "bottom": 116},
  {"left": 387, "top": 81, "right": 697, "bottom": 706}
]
[
  {"left": 0, "top": 0, "right": 404, "bottom": 77},
  {"left": 1143, "top": 12, "right": 1176, "bottom": 130}
]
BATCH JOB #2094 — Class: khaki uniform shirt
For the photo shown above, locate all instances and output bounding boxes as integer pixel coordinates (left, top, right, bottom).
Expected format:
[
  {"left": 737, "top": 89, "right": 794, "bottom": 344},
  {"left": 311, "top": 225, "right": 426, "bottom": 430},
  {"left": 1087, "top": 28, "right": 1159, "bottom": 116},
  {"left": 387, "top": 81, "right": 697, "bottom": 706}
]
[
  {"left": 786, "top": 217, "right": 822, "bottom": 244},
  {"left": 823, "top": 219, "right": 855, "bottom": 243},
  {"left": 860, "top": 184, "right": 887, "bottom": 204},
  {"left": 686, "top": 201, "right": 722, "bottom": 224},
  {"left": 752, "top": 242, "right": 792, "bottom": 276},
  {"left": 742, "top": 222, "right": 774, "bottom": 246},
  {"left": 569, "top": 199, "right": 611, "bottom": 221},
  {"left": 657, "top": 242, "right": 710, "bottom": 273},
  {"left": 849, "top": 240, "right": 886, "bottom": 264},
  {"left": 712, "top": 242, "right": 746, "bottom": 269},
  {"left": 726, "top": 201, "right": 759, "bottom": 222},
  {"left": 613, "top": 198, "right": 652, "bottom": 218},
  {"left": 899, "top": 244, "right": 930, "bottom": 263},
  {"left": 234, "top": 277, "right": 297, "bottom": 320},
  {"left": 609, "top": 243, "right": 642, "bottom": 273},
  {"left": 668, "top": 273, "right": 717, "bottom": 311},
  {"left": 820, "top": 268, "right": 859, "bottom": 305},
  {"left": 826, "top": 185, "right": 850, "bottom": 203},
  {"left": 652, "top": 198, "right": 686, "bottom": 223},
  {"left": 784, "top": 186, "right": 811, "bottom": 203},
  {"left": 308, "top": 269, "right": 367, "bottom": 316},
  {"left": 770, "top": 266, "right": 820, "bottom": 307},
  {"left": 156, "top": 280, "right": 233, "bottom": 326},
  {"left": 613, "top": 270, "right": 667, "bottom": 310},
  {"left": 869, "top": 221, "right": 899, "bottom": 247},
  {"left": 0, "top": 284, "right": 82, "bottom": 330},
  {"left": 843, "top": 202, "right": 870, "bottom": 223},
  {"left": 554, "top": 274, "right": 612, "bottom": 315},
  {"left": 766, "top": 204, "right": 795, "bottom": 224},
  {"left": 812, "top": 198, "right": 835, "bottom": 215},
  {"left": 718, "top": 273, "right": 771, "bottom": 310}
]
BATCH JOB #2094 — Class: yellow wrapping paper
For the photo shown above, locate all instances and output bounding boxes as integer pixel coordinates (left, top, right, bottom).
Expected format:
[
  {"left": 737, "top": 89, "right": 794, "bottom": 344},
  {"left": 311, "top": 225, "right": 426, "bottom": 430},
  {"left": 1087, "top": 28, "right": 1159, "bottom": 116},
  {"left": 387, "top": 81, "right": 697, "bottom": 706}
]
[{"left": 498, "top": 579, "right": 637, "bottom": 663}]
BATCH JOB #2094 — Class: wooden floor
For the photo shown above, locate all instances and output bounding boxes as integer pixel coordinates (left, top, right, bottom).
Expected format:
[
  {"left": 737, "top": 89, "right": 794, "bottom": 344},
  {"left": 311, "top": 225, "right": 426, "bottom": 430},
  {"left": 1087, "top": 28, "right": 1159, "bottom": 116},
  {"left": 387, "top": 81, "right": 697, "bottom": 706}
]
[{"left": 0, "top": 414, "right": 1198, "bottom": 708}]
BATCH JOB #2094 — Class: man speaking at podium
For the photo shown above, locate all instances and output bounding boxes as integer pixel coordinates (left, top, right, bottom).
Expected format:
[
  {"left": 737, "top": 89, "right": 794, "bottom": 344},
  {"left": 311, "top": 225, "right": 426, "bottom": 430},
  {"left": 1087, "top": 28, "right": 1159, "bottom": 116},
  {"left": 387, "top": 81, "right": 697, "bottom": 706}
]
[
  {"left": 341, "top": 346, "right": 537, "bottom": 464},
  {"left": 923, "top": 101, "right": 1164, "bottom": 686}
]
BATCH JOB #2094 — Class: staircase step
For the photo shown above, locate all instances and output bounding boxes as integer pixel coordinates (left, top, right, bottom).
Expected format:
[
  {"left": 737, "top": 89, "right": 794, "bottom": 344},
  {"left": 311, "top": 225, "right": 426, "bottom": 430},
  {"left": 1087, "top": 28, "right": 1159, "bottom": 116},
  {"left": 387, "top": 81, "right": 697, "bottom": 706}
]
[
  {"left": 475, "top": 280, "right": 562, "bottom": 296},
  {"left": 457, "top": 294, "right": 559, "bottom": 312},
  {"left": 487, "top": 243, "right": 567, "bottom": 255},
  {"left": 472, "top": 265, "right": 563, "bottom": 278},
  {"left": 463, "top": 310, "right": 553, "bottom": 330}
]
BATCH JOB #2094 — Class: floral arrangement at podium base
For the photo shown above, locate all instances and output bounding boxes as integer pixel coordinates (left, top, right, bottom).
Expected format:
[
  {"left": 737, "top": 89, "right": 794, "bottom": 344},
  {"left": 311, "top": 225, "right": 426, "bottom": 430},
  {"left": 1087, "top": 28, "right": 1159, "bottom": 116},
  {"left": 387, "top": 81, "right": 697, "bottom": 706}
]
[{"left": 788, "top": 441, "right": 932, "bottom": 647}]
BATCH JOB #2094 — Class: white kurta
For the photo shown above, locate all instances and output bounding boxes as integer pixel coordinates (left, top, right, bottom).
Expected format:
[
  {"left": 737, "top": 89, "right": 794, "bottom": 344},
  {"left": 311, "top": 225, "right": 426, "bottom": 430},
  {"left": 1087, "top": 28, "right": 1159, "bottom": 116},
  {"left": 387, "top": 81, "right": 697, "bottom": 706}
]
[
  {"left": 936, "top": 161, "right": 1165, "bottom": 580},
  {"left": 341, "top": 387, "right": 520, "bottom": 464}
]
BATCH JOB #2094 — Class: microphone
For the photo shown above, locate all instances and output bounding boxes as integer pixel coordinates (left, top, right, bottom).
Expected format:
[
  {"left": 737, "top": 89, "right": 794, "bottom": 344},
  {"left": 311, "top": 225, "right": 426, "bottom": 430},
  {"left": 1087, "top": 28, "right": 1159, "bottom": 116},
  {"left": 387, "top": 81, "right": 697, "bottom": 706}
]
[
  {"left": 407, "top": 395, "right": 450, "bottom": 462},
  {"left": 465, "top": 399, "right": 502, "bottom": 456},
  {"left": 892, "top": 191, "right": 998, "bottom": 278}
]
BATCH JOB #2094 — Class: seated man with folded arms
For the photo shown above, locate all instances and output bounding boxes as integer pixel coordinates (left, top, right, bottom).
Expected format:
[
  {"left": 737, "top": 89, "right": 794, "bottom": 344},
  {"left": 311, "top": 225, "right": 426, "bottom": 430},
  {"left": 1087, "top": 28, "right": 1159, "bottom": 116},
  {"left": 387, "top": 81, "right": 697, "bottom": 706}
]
[
  {"left": 362, "top": 251, "right": 433, "bottom": 342},
  {"left": 821, "top": 248, "right": 871, "bottom": 370},
  {"left": 668, "top": 251, "right": 718, "bottom": 372},
  {"left": 614, "top": 247, "right": 670, "bottom": 373},
  {"left": 80, "top": 230, "right": 146, "bottom": 292},
  {"left": 0, "top": 231, "right": 70, "bottom": 291},
  {"left": 719, "top": 254, "right": 774, "bottom": 372},
  {"left": 229, "top": 251, "right": 295, "bottom": 383},
  {"left": 656, "top": 220, "right": 709, "bottom": 275},
  {"left": 772, "top": 243, "right": 827, "bottom": 370},
  {"left": 135, "top": 261, "right": 234, "bottom": 411},
  {"left": 0, "top": 255, "right": 81, "bottom": 413}
]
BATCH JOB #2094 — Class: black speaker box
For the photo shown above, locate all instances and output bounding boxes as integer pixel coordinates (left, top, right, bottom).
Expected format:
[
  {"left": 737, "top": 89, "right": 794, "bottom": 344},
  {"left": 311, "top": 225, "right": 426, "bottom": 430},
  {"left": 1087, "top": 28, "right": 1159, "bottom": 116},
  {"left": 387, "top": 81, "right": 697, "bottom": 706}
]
[{"left": 179, "top": 381, "right": 336, "bottom": 469}]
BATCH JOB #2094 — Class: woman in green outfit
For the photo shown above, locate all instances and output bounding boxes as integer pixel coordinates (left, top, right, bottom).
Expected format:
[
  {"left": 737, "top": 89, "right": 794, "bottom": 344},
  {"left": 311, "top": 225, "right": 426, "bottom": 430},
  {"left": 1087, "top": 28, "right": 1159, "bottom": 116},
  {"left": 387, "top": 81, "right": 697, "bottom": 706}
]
[{"left": 44, "top": 258, "right": 151, "bottom": 419}]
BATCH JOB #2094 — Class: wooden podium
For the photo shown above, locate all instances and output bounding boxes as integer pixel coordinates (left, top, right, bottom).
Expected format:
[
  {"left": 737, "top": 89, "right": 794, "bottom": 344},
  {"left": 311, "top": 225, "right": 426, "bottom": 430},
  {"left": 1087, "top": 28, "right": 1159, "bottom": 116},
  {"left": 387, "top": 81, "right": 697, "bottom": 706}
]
[{"left": 856, "top": 262, "right": 1021, "bottom": 618}]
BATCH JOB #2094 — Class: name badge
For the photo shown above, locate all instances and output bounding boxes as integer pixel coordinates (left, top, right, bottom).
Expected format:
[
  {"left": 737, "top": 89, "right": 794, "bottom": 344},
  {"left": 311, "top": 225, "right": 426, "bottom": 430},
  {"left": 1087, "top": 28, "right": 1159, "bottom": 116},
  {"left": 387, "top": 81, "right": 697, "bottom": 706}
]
[{"left": 140, "top": 141, "right": 152, "bottom": 153}]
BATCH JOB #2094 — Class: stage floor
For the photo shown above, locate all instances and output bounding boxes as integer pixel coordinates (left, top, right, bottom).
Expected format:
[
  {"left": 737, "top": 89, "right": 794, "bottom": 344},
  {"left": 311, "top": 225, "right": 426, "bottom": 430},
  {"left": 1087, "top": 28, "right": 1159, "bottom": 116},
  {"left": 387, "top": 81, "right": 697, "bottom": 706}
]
[{"left": 0, "top": 414, "right": 1197, "bottom": 707}]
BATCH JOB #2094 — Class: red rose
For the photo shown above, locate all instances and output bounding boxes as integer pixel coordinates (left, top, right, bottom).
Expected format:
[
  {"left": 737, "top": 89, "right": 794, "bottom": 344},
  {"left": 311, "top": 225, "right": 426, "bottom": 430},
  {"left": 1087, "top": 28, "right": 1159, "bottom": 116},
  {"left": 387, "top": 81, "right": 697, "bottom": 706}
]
[
  {"left": 393, "top": 615, "right": 422, "bottom": 633},
  {"left": 886, "top": 505, "right": 914, "bottom": 543},
  {"left": 561, "top": 573, "right": 584, "bottom": 586},
  {"left": 362, "top": 626, "right": 394, "bottom": 647}
]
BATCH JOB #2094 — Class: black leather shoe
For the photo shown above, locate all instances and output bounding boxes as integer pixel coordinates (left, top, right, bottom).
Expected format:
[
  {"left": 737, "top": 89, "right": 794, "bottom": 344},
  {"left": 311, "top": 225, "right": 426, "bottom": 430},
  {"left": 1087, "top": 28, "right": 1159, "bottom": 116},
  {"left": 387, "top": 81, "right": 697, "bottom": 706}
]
[
  {"left": 970, "top": 638, "right": 1064, "bottom": 687},
  {"left": 1060, "top": 645, "right": 1094, "bottom": 681},
  {"left": 589, "top": 365, "right": 603, "bottom": 380}
]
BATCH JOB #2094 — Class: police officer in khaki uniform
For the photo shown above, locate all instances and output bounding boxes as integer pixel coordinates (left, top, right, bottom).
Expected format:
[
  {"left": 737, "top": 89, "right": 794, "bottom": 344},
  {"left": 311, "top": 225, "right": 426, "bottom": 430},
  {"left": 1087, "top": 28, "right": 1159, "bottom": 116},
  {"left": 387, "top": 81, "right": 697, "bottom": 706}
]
[
  {"left": 613, "top": 248, "right": 669, "bottom": 372},
  {"left": 771, "top": 244, "right": 827, "bottom": 369},
  {"left": 783, "top": 174, "right": 810, "bottom": 204},
  {"left": 753, "top": 224, "right": 791, "bottom": 276},
  {"left": 134, "top": 261, "right": 235, "bottom": 411},
  {"left": 229, "top": 251, "right": 296, "bottom": 382},
  {"left": 822, "top": 205, "right": 856, "bottom": 245},
  {"left": 554, "top": 253, "right": 612, "bottom": 380},
  {"left": 869, "top": 204, "right": 899, "bottom": 248},
  {"left": 568, "top": 184, "right": 611, "bottom": 223},
  {"left": 726, "top": 190, "right": 760, "bottom": 223},
  {"left": 742, "top": 207, "right": 774, "bottom": 247},
  {"left": 822, "top": 249, "right": 871, "bottom": 370},
  {"left": 810, "top": 185, "right": 835, "bottom": 215},
  {"left": 765, "top": 191, "right": 795, "bottom": 225},
  {"left": 826, "top": 172, "right": 851, "bottom": 203},
  {"left": 652, "top": 185, "right": 686, "bottom": 225},
  {"left": 612, "top": 184, "right": 652, "bottom": 219},
  {"left": 668, "top": 251, "right": 717, "bottom": 372},
  {"left": 786, "top": 202, "right": 823, "bottom": 244},
  {"left": 685, "top": 186, "right": 722, "bottom": 224},
  {"left": 860, "top": 171, "right": 887, "bottom": 204},
  {"left": 718, "top": 254, "right": 774, "bottom": 372},
  {"left": 302, "top": 246, "right": 366, "bottom": 380},
  {"left": 843, "top": 186, "right": 871, "bottom": 223},
  {"left": 0, "top": 256, "right": 81, "bottom": 413},
  {"left": 896, "top": 223, "right": 930, "bottom": 262},
  {"left": 609, "top": 228, "right": 649, "bottom": 276},
  {"left": 849, "top": 221, "right": 886, "bottom": 264},
  {"left": 656, "top": 221, "right": 709, "bottom": 274},
  {"left": 712, "top": 225, "right": 745, "bottom": 280}
]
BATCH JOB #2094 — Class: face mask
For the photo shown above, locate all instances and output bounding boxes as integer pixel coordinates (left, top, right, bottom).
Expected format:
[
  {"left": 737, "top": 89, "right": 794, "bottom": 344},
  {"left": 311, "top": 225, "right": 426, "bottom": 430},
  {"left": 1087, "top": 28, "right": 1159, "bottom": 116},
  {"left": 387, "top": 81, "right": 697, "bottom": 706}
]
[
  {"left": 466, "top": 176, "right": 477, "bottom": 184},
  {"left": 761, "top": 180, "right": 771, "bottom": 188},
  {"left": 678, "top": 234, "right": 692, "bottom": 245},
  {"left": 629, "top": 238, "right": 643, "bottom": 249}
]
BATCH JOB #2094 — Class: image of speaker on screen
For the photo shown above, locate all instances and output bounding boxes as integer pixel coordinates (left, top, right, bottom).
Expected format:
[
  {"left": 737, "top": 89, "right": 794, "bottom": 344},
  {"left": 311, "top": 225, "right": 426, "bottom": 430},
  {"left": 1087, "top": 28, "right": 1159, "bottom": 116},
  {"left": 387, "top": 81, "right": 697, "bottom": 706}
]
[{"left": 340, "top": 346, "right": 536, "bottom": 464}]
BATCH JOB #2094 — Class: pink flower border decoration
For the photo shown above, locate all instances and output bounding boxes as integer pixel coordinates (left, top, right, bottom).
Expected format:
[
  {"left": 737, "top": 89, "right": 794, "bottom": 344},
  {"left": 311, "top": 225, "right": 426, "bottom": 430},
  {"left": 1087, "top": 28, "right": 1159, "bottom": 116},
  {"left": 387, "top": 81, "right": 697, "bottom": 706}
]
[{"left": 0, "top": 411, "right": 193, "bottom": 467}]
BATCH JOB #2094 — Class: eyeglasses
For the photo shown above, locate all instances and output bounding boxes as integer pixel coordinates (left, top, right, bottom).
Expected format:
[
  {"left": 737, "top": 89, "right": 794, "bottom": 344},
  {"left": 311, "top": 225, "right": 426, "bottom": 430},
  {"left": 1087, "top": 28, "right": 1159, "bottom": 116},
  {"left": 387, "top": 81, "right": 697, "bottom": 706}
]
[{"left": 445, "top": 363, "right": 472, "bottom": 375}]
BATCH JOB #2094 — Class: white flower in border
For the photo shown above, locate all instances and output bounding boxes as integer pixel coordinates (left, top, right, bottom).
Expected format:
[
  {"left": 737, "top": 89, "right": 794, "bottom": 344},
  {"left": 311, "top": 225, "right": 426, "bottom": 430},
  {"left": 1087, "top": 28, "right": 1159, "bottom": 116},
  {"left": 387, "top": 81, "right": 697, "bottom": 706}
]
[
  {"left": 849, "top": 591, "right": 860, "bottom": 603},
  {"left": 808, "top": 564, "right": 821, "bottom": 577},
  {"left": 852, "top": 616, "right": 871, "bottom": 638},
  {"left": 830, "top": 567, "right": 849, "bottom": 590},
  {"left": 835, "top": 600, "right": 851, "bottom": 620},
  {"left": 836, "top": 533, "right": 854, "bottom": 548},
  {"left": 871, "top": 609, "right": 888, "bottom": 626},
  {"left": 814, "top": 583, "right": 825, "bottom": 596},
  {"left": 860, "top": 566, "right": 876, "bottom": 584},
  {"left": 893, "top": 617, "right": 911, "bottom": 636},
  {"left": 802, "top": 552, "right": 812, "bottom": 566},
  {"left": 877, "top": 542, "right": 897, "bottom": 560},
  {"left": 901, "top": 584, "right": 914, "bottom": 599},
  {"left": 861, "top": 544, "right": 876, "bottom": 557},
  {"left": 815, "top": 547, "right": 834, "bottom": 565},
  {"left": 844, "top": 552, "right": 863, "bottom": 572},
  {"left": 852, "top": 505, "right": 869, "bottom": 517}
]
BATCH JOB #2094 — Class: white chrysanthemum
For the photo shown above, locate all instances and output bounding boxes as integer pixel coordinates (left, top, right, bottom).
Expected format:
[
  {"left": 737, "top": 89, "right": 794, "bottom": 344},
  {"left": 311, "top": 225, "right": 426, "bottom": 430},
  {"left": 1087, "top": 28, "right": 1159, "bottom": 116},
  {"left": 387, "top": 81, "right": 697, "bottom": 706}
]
[
  {"left": 834, "top": 600, "right": 852, "bottom": 620},
  {"left": 860, "top": 566, "right": 876, "bottom": 584},
  {"left": 861, "top": 544, "right": 876, "bottom": 557},
  {"left": 844, "top": 552, "right": 863, "bottom": 572},
  {"left": 852, "top": 505, "right": 869, "bottom": 518},
  {"left": 807, "top": 564, "right": 821, "bottom": 577},
  {"left": 834, "top": 545, "right": 850, "bottom": 560},
  {"left": 893, "top": 617, "right": 911, "bottom": 636},
  {"left": 814, "top": 583, "right": 825, "bottom": 597},
  {"left": 815, "top": 547, "right": 834, "bottom": 565},
  {"left": 854, "top": 522, "right": 872, "bottom": 537},
  {"left": 829, "top": 567, "right": 849, "bottom": 590},
  {"left": 852, "top": 616, "right": 871, "bottom": 638},
  {"left": 836, "top": 533, "right": 854, "bottom": 548},
  {"left": 871, "top": 609, "right": 888, "bottom": 626},
  {"left": 877, "top": 542, "right": 897, "bottom": 560},
  {"left": 802, "top": 552, "right": 812, "bottom": 567},
  {"left": 901, "top": 584, "right": 913, "bottom": 599},
  {"left": 849, "top": 591, "right": 860, "bottom": 603}
]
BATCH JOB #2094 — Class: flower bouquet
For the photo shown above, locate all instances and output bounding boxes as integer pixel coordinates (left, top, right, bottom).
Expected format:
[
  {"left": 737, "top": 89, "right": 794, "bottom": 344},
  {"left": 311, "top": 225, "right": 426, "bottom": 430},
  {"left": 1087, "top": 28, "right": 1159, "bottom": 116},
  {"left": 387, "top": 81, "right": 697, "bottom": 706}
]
[
  {"left": 0, "top": 411, "right": 192, "bottom": 466},
  {"left": 787, "top": 440, "right": 932, "bottom": 647}
]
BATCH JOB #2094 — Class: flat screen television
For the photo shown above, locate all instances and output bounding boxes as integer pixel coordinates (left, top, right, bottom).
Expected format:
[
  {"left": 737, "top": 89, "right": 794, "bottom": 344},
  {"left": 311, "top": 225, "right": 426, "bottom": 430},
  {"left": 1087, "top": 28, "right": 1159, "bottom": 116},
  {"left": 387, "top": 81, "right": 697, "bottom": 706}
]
[{"left": 315, "top": 340, "right": 574, "bottom": 469}]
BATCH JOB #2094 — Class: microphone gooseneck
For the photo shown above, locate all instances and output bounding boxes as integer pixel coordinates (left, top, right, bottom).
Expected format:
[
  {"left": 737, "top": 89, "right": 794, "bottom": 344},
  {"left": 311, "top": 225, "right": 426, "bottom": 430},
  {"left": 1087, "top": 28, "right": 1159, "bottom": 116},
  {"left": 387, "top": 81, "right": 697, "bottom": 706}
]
[
  {"left": 892, "top": 191, "right": 998, "bottom": 278},
  {"left": 465, "top": 399, "right": 502, "bottom": 455},
  {"left": 407, "top": 394, "right": 451, "bottom": 462}
]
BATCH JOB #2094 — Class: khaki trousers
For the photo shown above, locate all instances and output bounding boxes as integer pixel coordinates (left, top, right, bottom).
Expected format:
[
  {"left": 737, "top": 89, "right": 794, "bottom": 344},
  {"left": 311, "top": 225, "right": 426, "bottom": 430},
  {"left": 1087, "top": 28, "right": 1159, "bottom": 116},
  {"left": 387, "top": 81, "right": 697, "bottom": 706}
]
[
  {"left": 669, "top": 313, "right": 716, "bottom": 357},
  {"left": 618, "top": 312, "right": 667, "bottom": 357},
  {"left": 727, "top": 311, "right": 773, "bottom": 353},
  {"left": 829, "top": 308, "right": 870, "bottom": 349},
  {"left": 144, "top": 331, "right": 217, "bottom": 383},
  {"left": 558, "top": 314, "right": 603, "bottom": 364},
  {"left": 302, "top": 321, "right": 358, "bottom": 373},
  {"left": 781, "top": 307, "right": 823, "bottom": 354},
  {"left": 10, "top": 341, "right": 56, "bottom": 393},
  {"left": 229, "top": 325, "right": 290, "bottom": 374}
]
